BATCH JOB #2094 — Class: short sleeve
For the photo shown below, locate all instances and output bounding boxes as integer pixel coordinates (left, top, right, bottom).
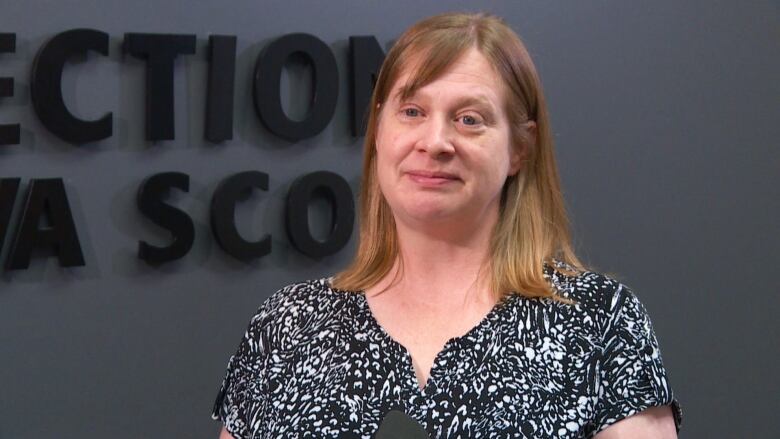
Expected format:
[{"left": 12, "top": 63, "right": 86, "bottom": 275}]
[
  {"left": 591, "top": 284, "right": 683, "bottom": 435},
  {"left": 211, "top": 301, "right": 275, "bottom": 439}
]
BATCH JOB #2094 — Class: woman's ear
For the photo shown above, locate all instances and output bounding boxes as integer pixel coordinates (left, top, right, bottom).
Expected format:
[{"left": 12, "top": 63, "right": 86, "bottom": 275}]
[{"left": 510, "top": 121, "right": 536, "bottom": 176}]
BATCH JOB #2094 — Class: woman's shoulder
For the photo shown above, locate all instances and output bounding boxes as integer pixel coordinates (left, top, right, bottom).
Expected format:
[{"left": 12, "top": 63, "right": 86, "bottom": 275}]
[
  {"left": 252, "top": 277, "right": 352, "bottom": 316},
  {"left": 260, "top": 276, "right": 344, "bottom": 307},
  {"left": 244, "top": 277, "right": 357, "bottom": 342},
  {"left": 543, "top": 262, "right": 683, "bottom": 433},
  {"left": 541, "top": 260, "right": 644, "bottom": 325}
]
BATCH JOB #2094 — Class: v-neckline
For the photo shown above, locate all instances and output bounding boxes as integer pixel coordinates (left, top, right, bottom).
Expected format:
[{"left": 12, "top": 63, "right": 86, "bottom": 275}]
[{"left": 356, "top": 290, "right": 515, "bottom": 393}]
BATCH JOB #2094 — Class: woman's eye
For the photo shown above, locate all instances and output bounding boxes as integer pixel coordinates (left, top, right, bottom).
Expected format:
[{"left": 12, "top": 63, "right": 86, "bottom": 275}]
[
  {"left": 459, "top": 114, "right": 482, "bottom": 126},
  {"left": 403, "top": 108, "right": 420, "bottom": 117}
]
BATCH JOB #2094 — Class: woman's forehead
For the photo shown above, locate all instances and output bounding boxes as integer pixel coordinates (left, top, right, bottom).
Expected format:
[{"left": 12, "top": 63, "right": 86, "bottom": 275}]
[{"left": 388, "top": 50, "right": 507, "bottom": 104}]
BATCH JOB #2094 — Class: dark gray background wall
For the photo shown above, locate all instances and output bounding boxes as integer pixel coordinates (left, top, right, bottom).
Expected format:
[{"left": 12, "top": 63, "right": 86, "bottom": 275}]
[{"left": 1, "top": 1, "right": 777, "bottom": 438}]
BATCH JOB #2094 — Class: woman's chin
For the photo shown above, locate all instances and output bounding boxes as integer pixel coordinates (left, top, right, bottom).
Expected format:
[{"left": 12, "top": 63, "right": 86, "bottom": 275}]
[{"left": 396, "top": 203, "right": 464, "bottom": 226}]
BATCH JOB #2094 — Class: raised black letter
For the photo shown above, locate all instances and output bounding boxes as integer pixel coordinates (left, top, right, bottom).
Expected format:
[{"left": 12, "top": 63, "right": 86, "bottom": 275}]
[
  {"left": 123, "top": 33, "right": 196, "bottom": 141},
  {"left": 30, "top": 29, "right": 111, "bottom": 144},
  {"left": 254, "top": 33, "right": 338, "bottom": 141},
  {"left": 6, "top": 178, "right": 85, "bottom": 269},
  {"left": 286, "top": 171, "right": 354, "bottom": 258},
  {"left": 0, "top": 178, "right": 21, "bottom": 253},
  {"left": 349, "top": 36, "right": 384, "bottom": 136},
  {"left": 137, "top": 172, "right": 194, "bottom": 265},
  {"left": 211, "top": 171, "right": 270, "bottom": 261},
  {"left": 0, "top": 33, "right": 20, "bottom": 145},
  {"left": 206, "top": 35, "right": 236, "bottom": 143}
]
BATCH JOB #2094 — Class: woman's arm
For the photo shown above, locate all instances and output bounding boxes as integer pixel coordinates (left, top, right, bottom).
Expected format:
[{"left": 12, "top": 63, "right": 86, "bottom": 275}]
[
  {"left": 594, "top": 405, "right": 677, "bottom": 439},
  {"left": 218, "top": 426, "right": 236, "bottom": 439}
]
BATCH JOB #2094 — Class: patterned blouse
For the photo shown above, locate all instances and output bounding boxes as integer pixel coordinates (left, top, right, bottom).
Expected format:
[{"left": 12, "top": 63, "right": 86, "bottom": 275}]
[{"left": 212, "top": 265, "right": 682, "bottom": 438}]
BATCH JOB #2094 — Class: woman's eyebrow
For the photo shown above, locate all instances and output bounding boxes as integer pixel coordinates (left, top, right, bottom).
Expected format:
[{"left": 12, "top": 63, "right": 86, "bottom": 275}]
[
  {"left": 451, "top": 95, "right": 497, "bottom": 112},
  {"left": 393, "top": 84, "right": 420, "bottom": 101},
  {"left": 392, "top": 88, "right": 497, "bottom": 112}
]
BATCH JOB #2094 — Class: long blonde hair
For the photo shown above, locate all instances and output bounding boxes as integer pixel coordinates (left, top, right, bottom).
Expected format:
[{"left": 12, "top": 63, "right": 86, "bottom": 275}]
[{"left": 332, "top": 12, "right": 584, "bottom": 301}]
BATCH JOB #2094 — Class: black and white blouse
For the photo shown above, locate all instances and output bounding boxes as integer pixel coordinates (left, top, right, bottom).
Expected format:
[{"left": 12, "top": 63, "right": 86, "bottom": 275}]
[{"left": 212, "top": 265, "right": 682, "bottom": 438}]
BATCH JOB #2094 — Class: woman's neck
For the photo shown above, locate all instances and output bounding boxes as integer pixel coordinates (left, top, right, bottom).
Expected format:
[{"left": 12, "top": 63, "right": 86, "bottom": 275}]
[{"left": 381, "top": 208, "right": 499, "bottom": 309}]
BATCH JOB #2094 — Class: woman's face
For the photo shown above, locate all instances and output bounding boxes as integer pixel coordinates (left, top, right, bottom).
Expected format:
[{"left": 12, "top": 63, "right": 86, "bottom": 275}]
[{"left": 375, "top": 48, "right": 524, "bottom": 230}]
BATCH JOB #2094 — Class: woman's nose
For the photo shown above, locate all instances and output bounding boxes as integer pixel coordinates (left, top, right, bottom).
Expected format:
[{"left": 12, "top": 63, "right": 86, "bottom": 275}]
[{"left": 416, "top": 116, "right": 455, "bottom": 156}]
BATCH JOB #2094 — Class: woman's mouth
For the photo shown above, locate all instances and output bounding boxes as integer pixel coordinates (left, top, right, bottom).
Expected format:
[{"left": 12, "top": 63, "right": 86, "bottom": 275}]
[{"left": 405, "top": 170, "right": 460, "bottom": 186}]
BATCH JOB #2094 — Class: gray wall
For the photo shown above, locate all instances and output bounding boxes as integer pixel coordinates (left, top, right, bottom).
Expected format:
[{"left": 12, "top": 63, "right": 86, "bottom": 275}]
[{"left": 1, "top": 1, "right": 777, "bottom": 437}]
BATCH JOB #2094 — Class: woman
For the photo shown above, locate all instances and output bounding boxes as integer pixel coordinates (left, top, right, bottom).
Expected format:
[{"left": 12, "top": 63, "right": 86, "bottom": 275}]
[{"left": 213, "top": 12, "right": 682, "bottom": 438}]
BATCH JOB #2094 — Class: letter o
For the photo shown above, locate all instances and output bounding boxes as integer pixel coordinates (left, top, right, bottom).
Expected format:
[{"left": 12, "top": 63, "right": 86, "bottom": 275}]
[
  {"left": 285, "top": 171, "right": 353, "bottom": 258},
  {"left": 253, "top": 33, "right": 339, "bottom": 141}
]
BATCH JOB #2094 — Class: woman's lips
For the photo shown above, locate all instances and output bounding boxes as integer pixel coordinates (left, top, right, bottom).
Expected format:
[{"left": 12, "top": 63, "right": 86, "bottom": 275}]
[{"left": 405, "top": 170, "right": 460, "bottom": 186}]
